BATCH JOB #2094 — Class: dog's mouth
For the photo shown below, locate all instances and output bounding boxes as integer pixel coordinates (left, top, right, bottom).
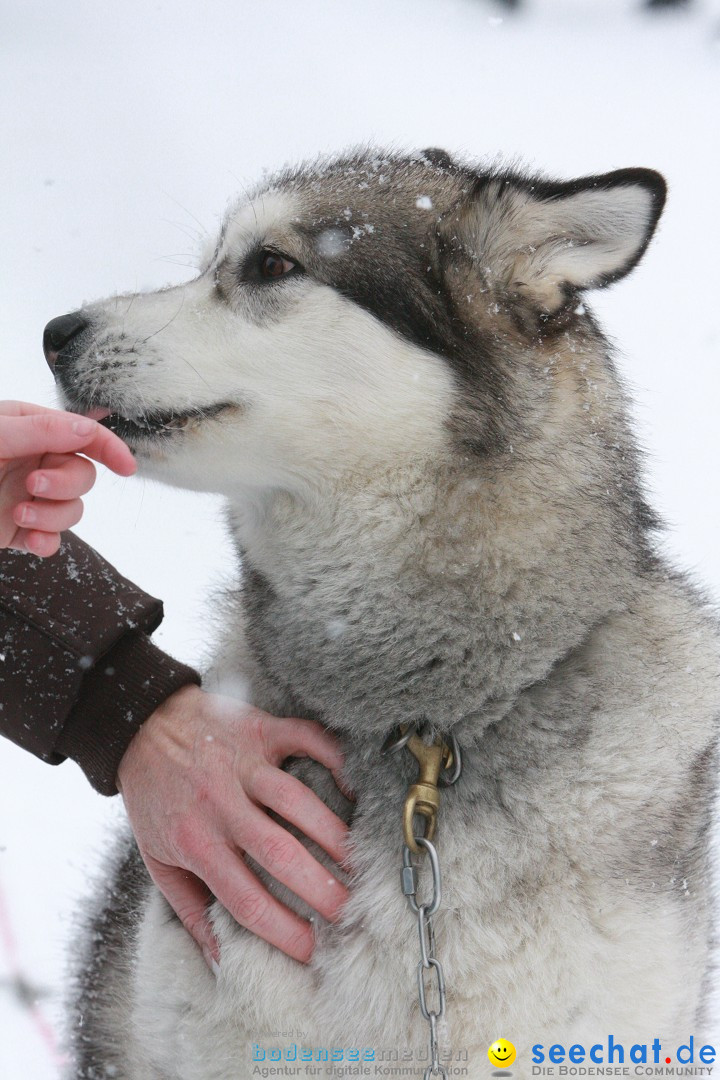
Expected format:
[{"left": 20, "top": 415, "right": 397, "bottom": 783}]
[{"left": 87, "top": 402, "right": 238, "bottom": 441}]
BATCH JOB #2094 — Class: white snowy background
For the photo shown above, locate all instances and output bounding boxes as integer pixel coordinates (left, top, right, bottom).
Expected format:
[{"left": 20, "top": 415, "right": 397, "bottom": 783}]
[{"left": 1, "top": 0, "right": 719, "bottom": 1075}]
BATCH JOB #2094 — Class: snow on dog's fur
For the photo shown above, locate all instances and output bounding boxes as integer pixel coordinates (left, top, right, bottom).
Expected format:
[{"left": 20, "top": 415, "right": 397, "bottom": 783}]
[{"left": 52, "top": 148, "right": 719, "bottom": 1078}]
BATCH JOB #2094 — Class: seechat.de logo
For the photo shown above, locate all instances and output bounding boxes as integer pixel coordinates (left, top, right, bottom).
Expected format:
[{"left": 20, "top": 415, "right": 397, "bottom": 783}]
[{"left": 531, "top": 1036, "right": 716, "bottom": 1068}]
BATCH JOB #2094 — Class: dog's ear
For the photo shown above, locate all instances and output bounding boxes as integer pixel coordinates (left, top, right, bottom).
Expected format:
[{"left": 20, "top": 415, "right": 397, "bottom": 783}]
[
  {"left": 449, "top": 168, "right": 666, "bottom": 314},
  {"left": 419, "top": 147, "right": 455, "bottom": 169}
]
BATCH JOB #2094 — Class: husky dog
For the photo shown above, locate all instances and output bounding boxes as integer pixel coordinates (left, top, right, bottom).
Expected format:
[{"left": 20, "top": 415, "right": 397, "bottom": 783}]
[{"left": 47, "top": 148, "right": 719, "bottom": 1079}]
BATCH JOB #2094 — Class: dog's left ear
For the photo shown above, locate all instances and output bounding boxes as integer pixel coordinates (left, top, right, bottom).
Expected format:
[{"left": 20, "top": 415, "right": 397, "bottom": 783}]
[{"left": 449, "top": 168, "right": 666, "bottom": 314}]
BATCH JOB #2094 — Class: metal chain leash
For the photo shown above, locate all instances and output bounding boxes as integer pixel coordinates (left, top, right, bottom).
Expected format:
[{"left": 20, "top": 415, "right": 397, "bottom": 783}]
[
  {"left": 403, "top": 837, "right": 447, "bottom": 1078},
  {"left": 382, "top": 725, "right": 462, "bottom": 1080}
]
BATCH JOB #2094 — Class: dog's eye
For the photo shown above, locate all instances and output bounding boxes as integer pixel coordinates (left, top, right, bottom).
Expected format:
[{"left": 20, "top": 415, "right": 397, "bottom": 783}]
[{"left": 258, "top": 250, "right": 297, "bottom": 280}]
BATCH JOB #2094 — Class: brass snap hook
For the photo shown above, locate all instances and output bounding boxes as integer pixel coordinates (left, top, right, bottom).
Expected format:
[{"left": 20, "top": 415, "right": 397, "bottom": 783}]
[{"left": 402, "top": 731, "right": 454, "bottom": 854}]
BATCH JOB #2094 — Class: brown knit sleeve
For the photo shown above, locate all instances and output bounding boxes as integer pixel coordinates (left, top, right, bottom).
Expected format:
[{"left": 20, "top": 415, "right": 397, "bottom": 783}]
[{"left": 0, "top": 531, "right": 200, "bottom": 795}]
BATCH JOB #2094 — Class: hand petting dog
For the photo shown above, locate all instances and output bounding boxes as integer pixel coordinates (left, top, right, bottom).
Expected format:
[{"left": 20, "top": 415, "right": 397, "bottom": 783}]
[{"left": 117, "top": 687, "right": 351, "bottom": 969}]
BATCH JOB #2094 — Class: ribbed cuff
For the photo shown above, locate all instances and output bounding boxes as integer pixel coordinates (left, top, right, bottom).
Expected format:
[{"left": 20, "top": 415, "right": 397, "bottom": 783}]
[{"left": 56, "top": 631, "right": 201, "bottom": 796}]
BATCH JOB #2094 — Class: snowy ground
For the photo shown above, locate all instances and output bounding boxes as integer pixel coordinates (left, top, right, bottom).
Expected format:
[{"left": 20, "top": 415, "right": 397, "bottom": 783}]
[{"left": 1, "top": 1, "right": 719, "bottom": 1075}]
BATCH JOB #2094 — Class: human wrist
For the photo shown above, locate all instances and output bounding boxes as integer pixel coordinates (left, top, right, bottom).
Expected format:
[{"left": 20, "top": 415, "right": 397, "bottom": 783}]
[{"left": 116, "top": 683, "right": 205, "bottom": 793}]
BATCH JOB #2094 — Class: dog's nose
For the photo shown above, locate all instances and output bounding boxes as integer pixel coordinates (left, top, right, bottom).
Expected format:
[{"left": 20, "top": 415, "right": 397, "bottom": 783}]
[{"left": 43, "top": 312, "right": 88, "bottom": 370}]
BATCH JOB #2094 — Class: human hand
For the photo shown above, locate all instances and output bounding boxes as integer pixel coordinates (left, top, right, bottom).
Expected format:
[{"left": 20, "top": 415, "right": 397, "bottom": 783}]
[
  {"left": 116, "top": 685, "right": 352, "bottom": 970},
  {"left": 0, "top": 400, "right": 136, "bottom": 556}
]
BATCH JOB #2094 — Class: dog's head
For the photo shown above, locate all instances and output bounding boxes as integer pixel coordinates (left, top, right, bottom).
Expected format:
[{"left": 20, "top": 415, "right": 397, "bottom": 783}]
[{"left": 46, "top": 148, "right": 665, "bottom": 497}]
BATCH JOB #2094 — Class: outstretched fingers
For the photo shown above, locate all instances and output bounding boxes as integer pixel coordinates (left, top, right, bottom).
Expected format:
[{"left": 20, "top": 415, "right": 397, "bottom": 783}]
[
  {"left": 0, "top": 404, "right": 136, "bottom": 476},
  {"left": 249, "top": 764, "right": 350, "bottom": 868},
  {"left": 146, "top": 858, "right": 220, "bottom": 970},
  {"left": 196, "top": 842, "right": 318, "bottom": 964},
  {"left": 263, "top": 717, "right": 354, "bottom": 801},
  {"left": 236, "top": 800, "right": 349, "bottom": 924}
]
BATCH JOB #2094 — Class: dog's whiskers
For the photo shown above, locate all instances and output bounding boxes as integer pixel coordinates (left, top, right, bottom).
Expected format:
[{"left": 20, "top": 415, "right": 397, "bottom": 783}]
[{"left": 160, "top": 192, "right": 210, "bottom": 245}]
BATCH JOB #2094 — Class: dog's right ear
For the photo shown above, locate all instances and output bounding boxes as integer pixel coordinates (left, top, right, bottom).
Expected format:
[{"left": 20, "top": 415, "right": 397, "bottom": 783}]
[
  {"left": 447, "top": 168, "right": 667, "bottom": 314},
  {"left": 419, "top": 147, "right": 455, "bottom": 169}
]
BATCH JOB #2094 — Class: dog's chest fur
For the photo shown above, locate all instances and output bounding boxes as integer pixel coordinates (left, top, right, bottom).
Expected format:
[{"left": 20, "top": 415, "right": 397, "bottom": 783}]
[
  {"left": 155, "top": 455, "right": 720, "bottom": 1072},
  {"left": 228, "top": 444, "right": 637, "bottom": 733},
  {"left": 134, "top": 555, "right": 718, "bottom": 1079}
]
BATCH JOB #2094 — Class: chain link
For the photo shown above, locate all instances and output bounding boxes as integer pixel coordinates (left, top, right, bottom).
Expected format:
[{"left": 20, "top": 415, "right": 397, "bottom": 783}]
[{"left": 402, "top": 837, "right": 449, "bottom": 1080}]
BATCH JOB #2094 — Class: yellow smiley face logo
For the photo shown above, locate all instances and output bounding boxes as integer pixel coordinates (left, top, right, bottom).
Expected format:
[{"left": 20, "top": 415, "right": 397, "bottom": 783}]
[{"left": 488, "top": 1039, "right": 516, "bottom": 1068}]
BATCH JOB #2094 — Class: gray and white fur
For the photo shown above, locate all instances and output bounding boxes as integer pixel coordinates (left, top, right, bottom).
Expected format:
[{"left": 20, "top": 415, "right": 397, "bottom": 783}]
[{"left": 51, "top": 148, "right": 720, "bottom": 1079}]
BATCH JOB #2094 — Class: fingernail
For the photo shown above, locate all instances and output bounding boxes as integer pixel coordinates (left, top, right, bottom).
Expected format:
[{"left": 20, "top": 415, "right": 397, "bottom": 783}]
[
  {"left": 20, "top": 505, "right": 37, "bottom": 525},
  {"left": 32, "top": 475, "right": 49, "bottom": 494},
  {"left": 202, "top": 945, "right": 220, "bottom": 977},
  {"left": 72, "top": 418, "right": 95, "bottom": 436}
]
